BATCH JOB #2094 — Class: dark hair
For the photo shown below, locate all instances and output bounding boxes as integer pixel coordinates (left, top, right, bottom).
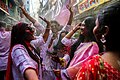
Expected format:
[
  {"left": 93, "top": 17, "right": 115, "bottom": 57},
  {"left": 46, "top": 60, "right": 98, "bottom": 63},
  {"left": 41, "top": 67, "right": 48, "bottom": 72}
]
[
  {"left": 97, "top": 2, "right": 120, "bottom": 52},
  {"left": 67, "top": 17, "right": 96, "bottom": 67},
  {"left": 84, "top": 17, "right": 96, "bottom": 42},
  {"left": 11, "top": 23, "right": 28, "bottom": 47},
  {"left": 53, "top": 30, "right": 68, "bottom": 53},
  {"left": 50, "top": 20, "right": 59, "bottom": 25},
  {"left": 11, "top": 22, "right": 39, "bottom": 63}
]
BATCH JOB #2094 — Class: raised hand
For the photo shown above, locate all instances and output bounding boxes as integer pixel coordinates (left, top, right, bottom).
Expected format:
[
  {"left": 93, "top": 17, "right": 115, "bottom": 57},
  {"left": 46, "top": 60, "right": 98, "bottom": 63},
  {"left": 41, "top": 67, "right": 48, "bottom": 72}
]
[
  {"left": 19, "top": 6, "right": 27, "bottom": 15},
  {"left": 19, "top": 5, "right": 24, "bottom": 10},
  {"left": 39, "top": 16, "right": 51, "bottom": 28},
  {"left": 73, "top": 22, "right": 81, "bottom": 31},
  {"left": 66, "top": 4, "right": 73, "bottom": 11}
]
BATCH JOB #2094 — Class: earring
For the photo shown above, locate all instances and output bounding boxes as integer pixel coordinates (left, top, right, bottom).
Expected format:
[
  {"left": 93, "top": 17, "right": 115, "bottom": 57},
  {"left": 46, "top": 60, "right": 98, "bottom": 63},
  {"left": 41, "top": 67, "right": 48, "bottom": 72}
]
[
  {"left": 100, "top": 35, "right": 106, "bottom": 52},
  {"left": 100, "top": 35, "right": 106, "bottom": 43}
]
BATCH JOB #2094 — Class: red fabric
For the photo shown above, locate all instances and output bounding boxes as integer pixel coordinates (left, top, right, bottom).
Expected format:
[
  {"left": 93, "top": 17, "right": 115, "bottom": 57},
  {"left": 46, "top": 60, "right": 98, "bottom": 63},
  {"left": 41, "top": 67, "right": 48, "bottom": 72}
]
[
  {"left": 75, "top": 55, "right": 120, "bottom": 80},
  {"left": 25, "top": 41, "right": 31, "bottom": 47},
  {"left": 56, "top": 77, "right": 61, "bottom": 80},
  {"left": 6, "top": 48, "right": 13, "bottom": 80},
  {"left": 63, "top": 46, "right": 70, "bottom": 55}
]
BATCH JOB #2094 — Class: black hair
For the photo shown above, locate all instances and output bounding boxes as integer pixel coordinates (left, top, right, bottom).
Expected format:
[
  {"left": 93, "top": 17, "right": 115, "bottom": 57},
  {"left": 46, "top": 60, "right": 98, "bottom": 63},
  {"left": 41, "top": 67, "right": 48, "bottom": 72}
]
[
  {"left": 67, "top": 17, "right": 96, "bottom": 67},
  {"left": 97, "top": 2, "right": 120, "bottom": 52},
  {"left": 83, "top": 17, "right": 96, "bottom": 42},
  {"left": 53, "top": 30, "right": 68, "bottom": 54},
  {"left": 11, "top": 23, "right": 40, "bottom": 63}
]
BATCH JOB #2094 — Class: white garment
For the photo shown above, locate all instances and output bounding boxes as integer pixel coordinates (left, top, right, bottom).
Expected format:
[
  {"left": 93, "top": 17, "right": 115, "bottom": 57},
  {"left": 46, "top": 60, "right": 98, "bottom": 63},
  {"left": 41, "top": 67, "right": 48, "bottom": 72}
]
[
  {"left": 39, "top": 31, "right": 57, "bottom": 80},
  {"left": 0, "top": 30, "right": 11, "bottom": 71},
  {"left": 63, "top": 54, "right": 70, "bottom": 66},
  {"left": 33, "top": 21, "right": 45, "bottom": 34},
  {"left": 12, "top": 35, "right": 45, "bottom": 80},
  {"left": 40, "top": 32, "right": 59, "bottom": 70},
  {"left": 61, "top": 37, "right": 77, "bottom": 47},
  {"left": 0, "top": 21, "right": 44, "bottom": 72},
  {"left": 60, "top": 37, "right": 77, "bottom": 67}
]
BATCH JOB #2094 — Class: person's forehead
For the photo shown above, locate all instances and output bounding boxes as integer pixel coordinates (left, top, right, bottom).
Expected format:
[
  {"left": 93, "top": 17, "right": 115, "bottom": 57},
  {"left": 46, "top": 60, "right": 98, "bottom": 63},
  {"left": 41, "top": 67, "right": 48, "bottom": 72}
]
[
  {"left": 51, "top": 23, "right": 58, "bottom": 26},
  {"left": 51, "top": 24, "right": 57, "bottom": 27}
]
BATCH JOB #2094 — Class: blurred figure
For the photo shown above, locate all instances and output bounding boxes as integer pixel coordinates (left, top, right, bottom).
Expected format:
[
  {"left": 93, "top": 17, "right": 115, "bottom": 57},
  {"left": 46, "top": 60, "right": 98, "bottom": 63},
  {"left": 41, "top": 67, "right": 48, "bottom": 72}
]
[
  {"left": 54, "top": 17, "right": 99, "bottom": 80},
  {"left": 5, "top": 9, "right": 50, "bottom": 80},
  {"left": 75, "top": 2, "right": 120, "bottom": 80},
  {"left": 20, "top": 6, "right": 45, "bottom": 35},
  {"left": 6, "top": 22, "right": 45, "bottom": 80},
  {"left": 0, "top": 21, "right": 11, "bottom": 80},
  {"left": 51, "top": 30, "right": 69, "bottom": 68}
]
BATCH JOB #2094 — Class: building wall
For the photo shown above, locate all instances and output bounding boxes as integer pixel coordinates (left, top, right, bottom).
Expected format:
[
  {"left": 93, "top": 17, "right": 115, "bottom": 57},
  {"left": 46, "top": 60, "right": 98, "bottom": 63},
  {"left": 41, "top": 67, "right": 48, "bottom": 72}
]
[
  {"left": 74, "top": 0, "right": 119, "bottom": 22},
  {"left": 0, "top": 0, "right": 20, "bottom": 25}
]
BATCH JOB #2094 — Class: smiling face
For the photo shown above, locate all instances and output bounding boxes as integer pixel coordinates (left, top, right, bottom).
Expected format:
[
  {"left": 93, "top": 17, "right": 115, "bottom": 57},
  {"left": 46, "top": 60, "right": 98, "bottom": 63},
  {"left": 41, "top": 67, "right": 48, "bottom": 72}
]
[
  {"left": 50, "top": 21, "right": 61, "bottom": 39},
  {"left": 24, "top": 26, "right": 35, "bottom": 42},
  {"left": 80, "top": 20, "right": 88, "bottom": 36},
  {"left": 51, "top": 22, "right": 59, "bottom": 33}
]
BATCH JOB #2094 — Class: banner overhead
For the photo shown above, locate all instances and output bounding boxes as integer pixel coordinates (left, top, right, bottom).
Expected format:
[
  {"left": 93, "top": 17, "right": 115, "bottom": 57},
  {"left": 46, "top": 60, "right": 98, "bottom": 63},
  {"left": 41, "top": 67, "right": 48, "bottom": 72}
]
[{"left": 78, "top": 0, "right": 109, "bottom": 14}]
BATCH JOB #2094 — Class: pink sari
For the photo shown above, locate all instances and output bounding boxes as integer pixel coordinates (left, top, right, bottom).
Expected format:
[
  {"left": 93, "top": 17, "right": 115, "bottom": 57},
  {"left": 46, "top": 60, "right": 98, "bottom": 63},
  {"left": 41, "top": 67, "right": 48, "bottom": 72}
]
[{"left": 66, "top": 42, "right": 99, "bottom": 80}]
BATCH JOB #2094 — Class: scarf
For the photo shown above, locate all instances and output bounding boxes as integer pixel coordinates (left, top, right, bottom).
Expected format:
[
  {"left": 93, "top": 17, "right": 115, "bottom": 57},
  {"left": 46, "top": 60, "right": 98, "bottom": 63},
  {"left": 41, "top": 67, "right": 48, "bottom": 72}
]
[{"left": 6, "top": 47, "right": 13, "bottom": 80}]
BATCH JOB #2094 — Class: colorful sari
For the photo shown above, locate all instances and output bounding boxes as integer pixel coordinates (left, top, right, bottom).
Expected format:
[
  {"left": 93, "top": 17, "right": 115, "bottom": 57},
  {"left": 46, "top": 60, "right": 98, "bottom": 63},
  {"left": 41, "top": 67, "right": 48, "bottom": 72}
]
[
  {"left": 59, "top": 42, "right": 99, "bottom": 80},
  {"left": 66, "top": 42, "right": 99, "bottom": 79},
  {"left": 75, "top": 55, "right": 120, "bottom": 80}
]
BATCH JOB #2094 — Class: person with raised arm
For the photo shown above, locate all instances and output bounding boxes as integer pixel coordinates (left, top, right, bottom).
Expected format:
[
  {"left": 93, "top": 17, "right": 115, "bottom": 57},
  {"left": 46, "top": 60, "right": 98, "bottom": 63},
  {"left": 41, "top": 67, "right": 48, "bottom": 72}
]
[
  {"left": 75, "top": 2, "right": 120, "bottom": 80},
  {"left": 54, "top": 17, "right": 99, "bottom": 80}
]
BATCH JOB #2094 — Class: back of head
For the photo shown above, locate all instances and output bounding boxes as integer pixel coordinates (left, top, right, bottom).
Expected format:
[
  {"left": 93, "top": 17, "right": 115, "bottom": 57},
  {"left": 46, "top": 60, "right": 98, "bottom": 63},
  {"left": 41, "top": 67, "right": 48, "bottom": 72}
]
[
  {"left": 84, "top": 16, "right": 96, "bottom": 41},
  {"left": 97, "top": 2, "right": 120, "bottom": 52},
  {"left": 84, "top": 17, "right": 96, "bottom": 30}
]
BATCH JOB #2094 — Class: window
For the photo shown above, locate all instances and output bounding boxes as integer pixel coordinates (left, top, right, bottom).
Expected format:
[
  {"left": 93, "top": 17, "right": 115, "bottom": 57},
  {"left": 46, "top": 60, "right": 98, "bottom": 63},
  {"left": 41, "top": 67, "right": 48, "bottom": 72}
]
[{"left": 27, "top": 1, "right": 29, "bottom": 4}]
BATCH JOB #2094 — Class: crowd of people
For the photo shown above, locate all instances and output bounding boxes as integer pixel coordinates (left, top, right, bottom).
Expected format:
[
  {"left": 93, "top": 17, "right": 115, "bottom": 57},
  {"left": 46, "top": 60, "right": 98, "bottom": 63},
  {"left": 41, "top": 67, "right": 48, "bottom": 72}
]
[{"left": 0, "top": 1, "right": 120, "bottom": 80}]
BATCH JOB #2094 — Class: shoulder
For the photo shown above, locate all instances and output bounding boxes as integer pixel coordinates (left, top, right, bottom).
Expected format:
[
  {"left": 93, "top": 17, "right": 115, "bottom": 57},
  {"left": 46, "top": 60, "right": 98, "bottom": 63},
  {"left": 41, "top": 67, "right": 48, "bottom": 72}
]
[
  {"left": 12, "top": 44, "right": 25, "bottom": 51},
  {"left": 80, "top": 55, "right": 103, "bottom": 71},
  {"left": 75, "top": 55, "right": 104, "bottom": 79},
  {"left": 11, "top": 44, "right": 28, "bottom": 61},
  {"left": 12, "top": 44, "right": 27, "bottom": 55}
]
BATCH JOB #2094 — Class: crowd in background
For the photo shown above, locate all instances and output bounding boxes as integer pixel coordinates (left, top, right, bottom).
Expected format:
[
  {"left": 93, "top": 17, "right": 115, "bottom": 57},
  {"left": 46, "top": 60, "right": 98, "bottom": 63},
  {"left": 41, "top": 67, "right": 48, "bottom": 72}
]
[{"left": 0, "top": 1, "right": 120, "bottom": 80}]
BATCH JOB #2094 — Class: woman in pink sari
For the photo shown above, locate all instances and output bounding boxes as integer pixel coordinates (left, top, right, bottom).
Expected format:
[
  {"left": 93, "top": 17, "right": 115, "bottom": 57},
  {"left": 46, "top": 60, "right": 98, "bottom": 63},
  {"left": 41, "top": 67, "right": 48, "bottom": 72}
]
[
  {"left": 75, "top": 2, "right": 120, "bottom": 80},
  {"left": 54, "top": 17, "right": 100, "bottom": 80}
]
